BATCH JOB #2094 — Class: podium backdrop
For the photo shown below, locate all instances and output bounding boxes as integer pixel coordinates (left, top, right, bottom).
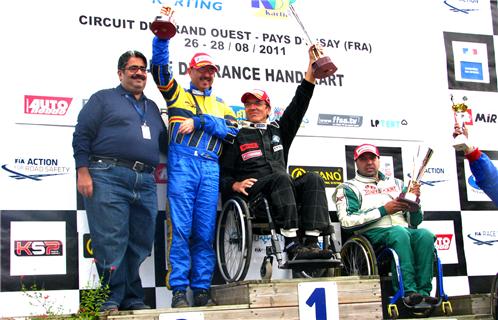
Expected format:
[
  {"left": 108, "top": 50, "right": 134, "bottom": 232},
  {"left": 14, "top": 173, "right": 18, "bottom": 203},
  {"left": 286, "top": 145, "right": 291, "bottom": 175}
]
[{"left": 0, "top": 0, "right": 497, "bottom": 316}]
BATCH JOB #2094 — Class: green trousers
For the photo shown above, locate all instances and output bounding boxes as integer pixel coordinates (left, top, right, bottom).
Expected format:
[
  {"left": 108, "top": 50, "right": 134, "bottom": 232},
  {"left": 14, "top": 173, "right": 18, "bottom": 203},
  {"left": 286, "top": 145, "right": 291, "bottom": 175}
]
[{"left": 364, "top": 225, "right": 436, "bottom": 296}]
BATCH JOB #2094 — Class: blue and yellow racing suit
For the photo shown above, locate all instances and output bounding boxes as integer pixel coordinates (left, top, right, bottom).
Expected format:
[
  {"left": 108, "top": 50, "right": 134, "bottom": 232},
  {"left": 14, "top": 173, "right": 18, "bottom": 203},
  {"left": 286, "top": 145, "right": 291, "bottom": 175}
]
[{"left": 151, "top": 36, "right": 238, "bottom": 292}]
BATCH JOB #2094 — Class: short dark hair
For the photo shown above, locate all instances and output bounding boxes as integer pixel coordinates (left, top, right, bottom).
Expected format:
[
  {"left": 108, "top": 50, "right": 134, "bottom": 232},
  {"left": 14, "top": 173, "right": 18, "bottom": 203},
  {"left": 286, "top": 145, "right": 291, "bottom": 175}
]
[{"left": 117, "top": 50, "right": 147, "bottom": 70}]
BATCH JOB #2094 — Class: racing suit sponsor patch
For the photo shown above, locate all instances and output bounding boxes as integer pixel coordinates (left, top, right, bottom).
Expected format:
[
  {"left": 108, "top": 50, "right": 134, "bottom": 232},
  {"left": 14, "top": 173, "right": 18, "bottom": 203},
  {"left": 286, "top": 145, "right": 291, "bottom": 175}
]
[
  {"left": 242, "top": 150, "right": 263, "bottom": 161},
  {"left": 240, "top": 142, "right": 259, "bottom": 152}
]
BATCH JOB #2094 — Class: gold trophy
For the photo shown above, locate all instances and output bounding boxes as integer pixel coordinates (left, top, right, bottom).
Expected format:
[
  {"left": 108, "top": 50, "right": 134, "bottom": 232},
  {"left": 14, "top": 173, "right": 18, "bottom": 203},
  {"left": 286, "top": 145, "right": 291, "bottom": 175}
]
[
  {"left": 288, "top": 5, "right": 337, "bottom": 79},
  {"left": 451, "top": 95, "right": 471, "bottom": 151},
  {"left": 398, "top": 146, "right": 434, "bottom": 211},
  {"left": 150, "top": 6, "right": 177, "bottom": 39}
]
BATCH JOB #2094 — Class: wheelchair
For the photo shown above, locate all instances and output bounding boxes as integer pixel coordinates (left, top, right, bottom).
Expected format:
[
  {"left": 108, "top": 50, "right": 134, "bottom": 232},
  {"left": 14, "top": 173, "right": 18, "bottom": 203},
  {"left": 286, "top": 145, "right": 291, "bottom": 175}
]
[
  {"left": 340, "top": 234, "right": 453, "bottom": 319},
  {"left": 215, "top": 194, "right": 342, "bottom": 283}
]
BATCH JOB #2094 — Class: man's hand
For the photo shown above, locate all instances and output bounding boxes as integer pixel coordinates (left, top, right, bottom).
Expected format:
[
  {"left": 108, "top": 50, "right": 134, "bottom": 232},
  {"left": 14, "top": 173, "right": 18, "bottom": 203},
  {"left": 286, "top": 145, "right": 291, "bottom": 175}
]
[
  {"left": 304, "top": 43, "right": 323, "bottom": 84},
  {"left": 77, "top": 167, "right": 93, "bottom": 198},
  {"left": 453, "top": 122, "right": 468, "bottom": 139},
  {"left": 453, "top": 122, "right": 475, "bottom": 154},
  {"left": 384, "top": 199, "right": 411, "bottom": 214},
  {"left": 178, "top": 118, "right": 194, "bottom": 134},
  {"left": 232, "top": 178, "right": 258, "bottom": 196}
]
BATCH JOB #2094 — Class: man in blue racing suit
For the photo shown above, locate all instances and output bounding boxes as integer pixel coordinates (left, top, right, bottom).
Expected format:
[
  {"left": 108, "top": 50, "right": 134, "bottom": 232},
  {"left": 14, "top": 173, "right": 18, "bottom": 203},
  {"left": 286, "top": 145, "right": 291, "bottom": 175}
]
[{"left": 151, "top": 35, "right": 238, "bottom": 307}]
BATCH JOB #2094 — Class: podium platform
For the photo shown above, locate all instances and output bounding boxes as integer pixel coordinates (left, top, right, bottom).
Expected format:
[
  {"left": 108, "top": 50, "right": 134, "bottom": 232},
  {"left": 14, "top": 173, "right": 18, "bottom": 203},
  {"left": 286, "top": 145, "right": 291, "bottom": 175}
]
[{"left": 107, "top": 275, "right": 382, "bottom": 319}]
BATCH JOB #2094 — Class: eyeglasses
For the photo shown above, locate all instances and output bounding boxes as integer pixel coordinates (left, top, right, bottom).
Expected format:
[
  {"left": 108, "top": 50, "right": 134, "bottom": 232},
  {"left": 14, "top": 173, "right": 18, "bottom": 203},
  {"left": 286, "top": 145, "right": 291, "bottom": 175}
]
[
  {"left": 195, "top": 66, "right": 216, "bottom": 74},
  {"left": 123, "top": 65, "right": 148, "bottom": 73},
  {"left": 244, "top": 101, "right": 267, "bottom": 108}
]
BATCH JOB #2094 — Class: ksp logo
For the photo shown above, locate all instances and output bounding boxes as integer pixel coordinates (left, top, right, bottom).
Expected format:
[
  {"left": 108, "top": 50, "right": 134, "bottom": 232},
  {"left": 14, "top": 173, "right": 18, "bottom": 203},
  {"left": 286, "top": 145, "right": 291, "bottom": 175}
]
[
  {"left": 25, "top": 95, "right": 73, "bottom": 115},
  {"left": 14, "top": 240, "right": 63, "bottom": 256},
  {"left": 435, "top": 234, "right": 453, "bottom": 250}
]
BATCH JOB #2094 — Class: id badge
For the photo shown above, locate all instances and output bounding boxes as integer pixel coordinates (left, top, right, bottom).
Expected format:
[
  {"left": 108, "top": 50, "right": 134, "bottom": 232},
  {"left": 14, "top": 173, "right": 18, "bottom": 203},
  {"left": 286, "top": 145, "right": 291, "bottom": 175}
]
[{"left": 142, "top": 124, "right": 151, "bottom": 140}]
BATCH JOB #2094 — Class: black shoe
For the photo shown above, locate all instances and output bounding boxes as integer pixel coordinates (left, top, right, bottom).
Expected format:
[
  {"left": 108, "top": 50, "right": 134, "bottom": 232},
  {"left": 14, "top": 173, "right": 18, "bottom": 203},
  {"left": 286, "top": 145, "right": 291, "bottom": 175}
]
[
  {"left": 286, "top": 242, "right": 321, "bottom": 260},
  {"left": 121, "top": 303, "right": 151, "bottom": 310},
  {"left": 423, "top": 296, "right": 439, "bottom": 305},
  {"left": 171, "top": 290, "right": 189, "bottom": 308},
  {"left": 304, "top": 242, "right": 334, "bottom": 259},
  {"left": 193, "top": 289, "right": 216, "bottom": 307},
  {"left": 99, "top": 303, "right": 119, "bottom": 313},
  {"left": 403, "top": 292, "right": 423, "bottom": 306}
]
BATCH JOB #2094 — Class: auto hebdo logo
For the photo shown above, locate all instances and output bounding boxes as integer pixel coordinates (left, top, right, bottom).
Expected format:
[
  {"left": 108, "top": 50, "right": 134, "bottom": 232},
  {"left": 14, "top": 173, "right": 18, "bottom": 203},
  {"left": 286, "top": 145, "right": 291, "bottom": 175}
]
[
  {"left": 24, "top": 95, "right": 73, "bottom": 115},
  {"left": 435, "top": 234, "right": 453, "bottom": 250},
  {"left": 14, "top": 240, "right": 63, "bottom": 256}
]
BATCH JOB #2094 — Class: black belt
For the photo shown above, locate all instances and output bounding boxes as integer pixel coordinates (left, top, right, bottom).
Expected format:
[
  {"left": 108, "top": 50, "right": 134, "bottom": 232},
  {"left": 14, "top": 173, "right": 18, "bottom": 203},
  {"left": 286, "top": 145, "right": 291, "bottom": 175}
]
[{"left": 90, "top": 156, "right": 155, "bottom": 174}]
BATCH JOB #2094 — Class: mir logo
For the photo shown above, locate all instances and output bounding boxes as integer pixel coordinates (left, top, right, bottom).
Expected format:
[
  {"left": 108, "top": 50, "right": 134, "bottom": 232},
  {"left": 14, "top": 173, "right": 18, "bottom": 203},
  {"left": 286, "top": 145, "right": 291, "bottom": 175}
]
[
  {"left": 252, "top": 0, "right": 296, "bottom": 9},
  {"left": 14, "top": 240, "right": 63, "bottom": 256}
]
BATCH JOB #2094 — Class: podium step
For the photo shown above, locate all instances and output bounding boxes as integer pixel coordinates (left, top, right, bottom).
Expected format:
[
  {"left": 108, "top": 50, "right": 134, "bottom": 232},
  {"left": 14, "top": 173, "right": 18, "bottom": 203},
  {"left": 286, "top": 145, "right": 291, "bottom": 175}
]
[
  {"left": 107, "top": 276, "right": 383, "bottom": 319},
  {"left": 100, "top": 280, "right": 494, "bottom": 320}
]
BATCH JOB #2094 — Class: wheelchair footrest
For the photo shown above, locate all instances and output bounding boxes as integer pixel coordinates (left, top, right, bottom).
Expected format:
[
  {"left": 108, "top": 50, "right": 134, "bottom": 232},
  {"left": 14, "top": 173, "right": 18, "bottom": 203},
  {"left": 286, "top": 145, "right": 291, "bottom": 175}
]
[
  {"left": 404, "top": 301, "right": 435, "bottom": 310},
  {"left": 282, "top": 258, "right": 342, "bottom": 270}
]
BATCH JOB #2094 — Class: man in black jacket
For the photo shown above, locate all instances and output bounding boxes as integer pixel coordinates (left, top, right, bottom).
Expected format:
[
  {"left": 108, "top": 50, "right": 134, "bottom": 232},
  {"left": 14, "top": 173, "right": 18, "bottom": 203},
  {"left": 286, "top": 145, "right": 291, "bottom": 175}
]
[{"left": 220, "top": 44, "right": 333, "bottom": 260}]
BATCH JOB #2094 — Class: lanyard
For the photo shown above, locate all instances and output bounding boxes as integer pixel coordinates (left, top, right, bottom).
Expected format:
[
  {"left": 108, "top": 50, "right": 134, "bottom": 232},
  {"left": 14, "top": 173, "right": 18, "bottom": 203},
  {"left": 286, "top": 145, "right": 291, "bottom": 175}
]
[{"left": 125, "top": 95, "right": 147, "bottom": 124}]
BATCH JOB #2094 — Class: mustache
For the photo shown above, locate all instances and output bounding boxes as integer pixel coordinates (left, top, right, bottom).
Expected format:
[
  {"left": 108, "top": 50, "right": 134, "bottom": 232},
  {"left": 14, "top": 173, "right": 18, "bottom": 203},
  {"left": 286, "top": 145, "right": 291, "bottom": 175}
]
[
  {"left": 131, "top": 74, "right": 146, "bottom": 81},
  {"left": 200, "top": 76, "right": 212, "bottom": 81}
]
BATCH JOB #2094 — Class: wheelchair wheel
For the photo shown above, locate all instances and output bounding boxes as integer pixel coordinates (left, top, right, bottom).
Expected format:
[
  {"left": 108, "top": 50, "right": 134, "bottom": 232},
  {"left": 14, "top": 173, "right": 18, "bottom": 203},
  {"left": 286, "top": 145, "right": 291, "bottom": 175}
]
[
  {"left": 491, "top": 272, "right": 498, "bottom": 319},
  {"left": 216, "top": 197, "right": 253, "bottom": 283},
  {"left": 340, "top": 235, "right": 378, "bottom": 276}
]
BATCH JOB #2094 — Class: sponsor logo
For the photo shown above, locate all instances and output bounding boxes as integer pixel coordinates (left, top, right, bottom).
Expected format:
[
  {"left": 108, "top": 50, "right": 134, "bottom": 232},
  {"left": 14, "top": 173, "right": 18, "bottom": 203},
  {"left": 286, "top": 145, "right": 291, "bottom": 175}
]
[
  {"left": 443, "top": 0, "right": 479, "bottom": 14},
  {"left": 468, "top": 175, "right": 482, "bottom": 191},
  {"left": 300, "top": 116, "right": 309, "bottom": 128},
  {"left": 231, "top": 105, "right": 246, "bottom": 122},
  {"left": 467, "top": 230, "right": 498, "bottom": 246},
  {"left": 289, "top": 166, "right": 343, "bottom": 188},
  {"left": 461, "top": 61, "right": 483, "bottom": 81},
  {"left": 317, "top": 114, "right": 363, "bottom": 127},
  {"left": 251, "top": 0, "right": 295, "bottom": 18},
  {"left": 24, "top": 95, "right": 73, "bottom": 116},
  {"left": 162, "top": 0, "right": 223, "bottom": 11},
  {"left": 273, "top": 145, "right": 283, "bottom": 152},
  {"left": 14, "top": 240, "right": 63, "bottom": 256},
  {"left": 370, "top": 118, "right": 408, "bottom": 128},
  {"left": 255, "top": 234, "right": 284, "bottom": 245},
  {"left": 435, "top": 234, "right": 453, "bottom": 250},
  {"left": 2, "top": 157, "right": 70, "bottom": 181},
  {"left": 242, "top": 150, "right": 263, "bottom": 161},
  {"left": 240, "top": 142, "right": 259, "bottom": 152},
  {"left": 269, "top": 106, "right": 285, "bottom": 122},
  {"left": 154, "top": 163, "right": 167, "bottom": 184},
  {"left": 83, "top": 233, "right": 93, "bottom": 258},
  {"left": 408, "top": 167, "right": 448, "bottom": 186},
  {"left": 455, "top": 108, "right": 473, "bottom": 125},
  {"left": 475, "top": 113, "right": 497, "bottom": 123}
]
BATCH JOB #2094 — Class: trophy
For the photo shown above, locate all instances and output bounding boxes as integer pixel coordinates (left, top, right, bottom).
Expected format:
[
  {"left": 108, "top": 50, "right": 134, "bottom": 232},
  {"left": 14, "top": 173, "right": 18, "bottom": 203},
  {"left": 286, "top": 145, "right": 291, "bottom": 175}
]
[
  {"left": 451, "top": 95, "right": 470, "bottom": 151},
  {"left": 398, "top": 146, "right": 434, "bottom": 211},
  {"left": 150, "top": 6, "right": 177, "bottom": 40},
  {"left": 288, "top": 5, "right": 337, "bottom": 79}
]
